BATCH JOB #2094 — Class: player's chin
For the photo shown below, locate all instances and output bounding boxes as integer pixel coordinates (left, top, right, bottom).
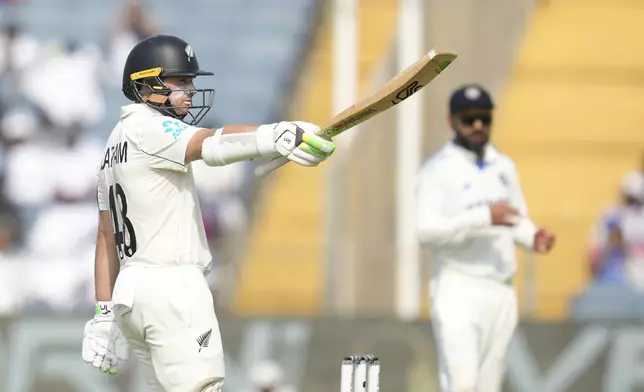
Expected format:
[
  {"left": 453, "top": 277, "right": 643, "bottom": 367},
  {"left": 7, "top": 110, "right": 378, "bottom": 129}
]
[
  {"left": 174, "top": 107, "right": 190, "bottom": 116},
  {"left": 467, "top": 139, "right": 487, "bottom": 152},
  {"left": 467, "top": 132, "right": 487, "bottom": 143},
  {"left": 472, "top": 131, "right": 490, "bottom": 144}
]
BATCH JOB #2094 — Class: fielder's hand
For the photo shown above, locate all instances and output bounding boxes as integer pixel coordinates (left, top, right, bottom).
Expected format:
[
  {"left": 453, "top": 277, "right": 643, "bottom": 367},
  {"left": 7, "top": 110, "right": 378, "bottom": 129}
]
[
  {"left": 82, "top": 303, "right": 129, "bottom": 375},
  {"left": 270, "top": 121, "right": 335, "bottom": 167},
  {"left": 489, "top": 203, "right": 519, "bottom": 226},
  {"left": 534, "top": 228, "right": 556, "bottom": 253}
]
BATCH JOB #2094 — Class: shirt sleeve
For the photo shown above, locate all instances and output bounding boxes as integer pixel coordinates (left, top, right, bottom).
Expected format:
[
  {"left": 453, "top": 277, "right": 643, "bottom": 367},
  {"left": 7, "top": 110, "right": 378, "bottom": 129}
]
[
  {"left": 132, "top": 116, "right": 201, "bottom": 172},
  {"left": 506, "top": 160, "right": 537, "bottom": 250},
  {"left": 416, "top": 161, "right": 492, "bottom": 247},
  {"left": 96, "top": 172, "right": 109, "bottom": 211}
]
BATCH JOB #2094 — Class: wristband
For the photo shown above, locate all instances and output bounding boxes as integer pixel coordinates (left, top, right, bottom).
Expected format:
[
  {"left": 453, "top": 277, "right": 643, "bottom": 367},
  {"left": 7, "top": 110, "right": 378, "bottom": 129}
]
[
  {"left": 256, "top": 123, "right": 279, "bottom": 157},
  {"left": 96, "top": 301, "right": 114, "bottom": 317}
]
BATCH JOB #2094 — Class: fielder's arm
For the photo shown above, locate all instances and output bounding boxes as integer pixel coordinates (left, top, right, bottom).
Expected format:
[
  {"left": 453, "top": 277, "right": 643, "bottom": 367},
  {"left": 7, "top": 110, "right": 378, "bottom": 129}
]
[
  {"left": 506, "top": 162, "right": 537, "bottom": 250},
  {"left": 94, "top": 210, "right": 119, "bottom": 302},
  {"left": 416, "top": 166, "right": 491, "bottom": 247}
]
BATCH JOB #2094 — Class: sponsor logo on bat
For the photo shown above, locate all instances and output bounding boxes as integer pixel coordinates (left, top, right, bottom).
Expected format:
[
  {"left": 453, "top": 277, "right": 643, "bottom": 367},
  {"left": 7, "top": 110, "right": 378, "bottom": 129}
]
[
  {"left": 323, "top": 108, "right": 378, "bottom": 137},
  {"left": 391, "top": 80, "right": 423, "bottom": 105}
]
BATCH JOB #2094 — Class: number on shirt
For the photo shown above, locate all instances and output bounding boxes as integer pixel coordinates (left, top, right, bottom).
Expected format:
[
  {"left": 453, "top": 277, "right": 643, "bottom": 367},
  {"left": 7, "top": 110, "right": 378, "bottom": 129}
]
[{"left": 108, "top": 183, "right": 137, "bottom": 260}]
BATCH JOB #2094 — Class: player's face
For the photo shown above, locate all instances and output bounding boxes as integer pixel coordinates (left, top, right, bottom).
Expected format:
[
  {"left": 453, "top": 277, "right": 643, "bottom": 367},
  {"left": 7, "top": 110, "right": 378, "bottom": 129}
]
[
  {"left": 163, "top": 76, "right": 196, "bottom": 116},
  {"left": 450, "top": 108, "right": 492, "bottom": 153}
]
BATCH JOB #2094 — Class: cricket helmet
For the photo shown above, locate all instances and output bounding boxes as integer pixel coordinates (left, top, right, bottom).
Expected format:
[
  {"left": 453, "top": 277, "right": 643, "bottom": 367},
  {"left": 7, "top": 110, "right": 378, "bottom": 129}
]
[{"left": 122, "top": 34, "right": 214, "bottom": 125}]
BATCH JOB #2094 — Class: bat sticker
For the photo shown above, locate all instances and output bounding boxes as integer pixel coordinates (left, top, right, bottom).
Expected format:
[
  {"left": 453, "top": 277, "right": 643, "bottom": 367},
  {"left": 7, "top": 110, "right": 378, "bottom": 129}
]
[{"left": 391, "top": 80, "right": 423, "bottom": 105}]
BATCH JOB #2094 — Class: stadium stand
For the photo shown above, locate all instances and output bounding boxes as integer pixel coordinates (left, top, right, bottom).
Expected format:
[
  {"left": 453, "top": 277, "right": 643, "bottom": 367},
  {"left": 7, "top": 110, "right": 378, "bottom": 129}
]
[
  {"left": 493, "top": 0, "right": 644, "bottom": 319},
  {"left": 0, "top": 0, "right": 321, "bottom": 313},
  {"left": 17, "top": 0, "right": 318, "bottom": 128},
  {"left": 234, "top": 0, "right": 400, "bottom": 315}
]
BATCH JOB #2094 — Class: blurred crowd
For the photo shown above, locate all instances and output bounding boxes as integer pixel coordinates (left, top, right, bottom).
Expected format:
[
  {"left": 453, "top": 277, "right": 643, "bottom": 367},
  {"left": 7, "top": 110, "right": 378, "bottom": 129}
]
[
  {"left": 0, "top": 2, "right": 250, "bottom": 315},
  {"left": 572, "top": 154, "right": 644, "bottom": 320},
  {"left": 587, "top": 159, "right": 644, "bottom": 289}
]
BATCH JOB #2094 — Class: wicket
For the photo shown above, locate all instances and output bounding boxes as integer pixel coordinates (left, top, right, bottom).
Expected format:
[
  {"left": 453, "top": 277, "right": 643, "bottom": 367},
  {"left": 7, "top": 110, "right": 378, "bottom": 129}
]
[{"left": 341, "top": 354, "right": 380, "bottom": 392}]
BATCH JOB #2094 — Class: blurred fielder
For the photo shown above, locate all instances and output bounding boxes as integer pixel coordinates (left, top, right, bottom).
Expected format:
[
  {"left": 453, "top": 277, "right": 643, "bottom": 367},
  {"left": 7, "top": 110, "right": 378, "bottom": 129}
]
[
  {"left": 416, "top": 84, "right": 556, "bottom": 392},
  {"left": 81, "top": 34, "right": 335, "bottom": 392}
]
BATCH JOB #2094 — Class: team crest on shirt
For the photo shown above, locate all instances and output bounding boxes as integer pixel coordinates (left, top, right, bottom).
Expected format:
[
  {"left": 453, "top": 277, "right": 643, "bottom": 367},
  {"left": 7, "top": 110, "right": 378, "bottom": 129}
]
[{"left": 163, "top": 120, "right": 188, "bottom": 140}]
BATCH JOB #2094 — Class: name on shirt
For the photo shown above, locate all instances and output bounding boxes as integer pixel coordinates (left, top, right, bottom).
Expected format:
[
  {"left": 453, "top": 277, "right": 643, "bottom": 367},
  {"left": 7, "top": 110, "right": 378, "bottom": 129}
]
[{"left": 101, "top": 141, "right": 128, "bottom": 170}]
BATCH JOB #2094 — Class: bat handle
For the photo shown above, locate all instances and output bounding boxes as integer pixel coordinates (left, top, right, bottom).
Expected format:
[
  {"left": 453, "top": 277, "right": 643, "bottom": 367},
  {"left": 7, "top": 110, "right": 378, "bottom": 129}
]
[{"left": 254, "top": 156, "right": 289, "bottom": 177}]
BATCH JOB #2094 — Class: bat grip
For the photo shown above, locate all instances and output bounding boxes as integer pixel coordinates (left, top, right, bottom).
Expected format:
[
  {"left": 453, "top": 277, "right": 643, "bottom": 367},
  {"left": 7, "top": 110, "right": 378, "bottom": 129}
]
[{"left": 254, "top": 156, "right": 289, "bottom": 177}]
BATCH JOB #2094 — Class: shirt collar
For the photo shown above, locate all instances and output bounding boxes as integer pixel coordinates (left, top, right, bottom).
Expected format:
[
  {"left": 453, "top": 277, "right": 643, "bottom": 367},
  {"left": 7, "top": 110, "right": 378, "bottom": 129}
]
[
  {"left": 120, "top": 103, "right": 162, "bottom": 119},
  {"left": 445, "top": 141, "right": 500, "bottom": 167}
]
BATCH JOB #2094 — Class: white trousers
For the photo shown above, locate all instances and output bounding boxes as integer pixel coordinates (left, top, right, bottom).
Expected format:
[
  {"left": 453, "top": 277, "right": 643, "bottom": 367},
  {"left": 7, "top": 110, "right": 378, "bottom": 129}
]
[
  {"left": 430, "top": 270, "right": 518, "bottom": 392},
  {"left": 114, "top": 265, "right": 225, "bottom": 392}
]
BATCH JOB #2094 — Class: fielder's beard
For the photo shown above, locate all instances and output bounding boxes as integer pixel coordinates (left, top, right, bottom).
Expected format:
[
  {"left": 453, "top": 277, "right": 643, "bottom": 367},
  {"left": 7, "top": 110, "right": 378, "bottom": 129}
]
[{"left": 453, "top": 130, "right": 487, "bottom": 158}]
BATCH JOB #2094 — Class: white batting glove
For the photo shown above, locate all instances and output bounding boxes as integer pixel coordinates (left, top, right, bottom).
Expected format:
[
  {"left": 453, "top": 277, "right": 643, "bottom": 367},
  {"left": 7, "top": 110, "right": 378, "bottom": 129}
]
[
  {"left": 257, "top": 121, "right": 335, "bottom": 166},
  {"left": 82, "top": 302, "right": 129, "bottom": 375}
]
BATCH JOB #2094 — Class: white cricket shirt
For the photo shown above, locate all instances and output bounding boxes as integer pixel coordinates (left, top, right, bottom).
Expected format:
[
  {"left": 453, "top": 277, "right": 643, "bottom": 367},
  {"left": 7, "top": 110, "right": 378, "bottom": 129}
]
[
  {"left": 96, "top": 104, "right": 211, "bottom": 272},
  {"left": 416, "top": 142, "right": 536, "bottom": 282}
]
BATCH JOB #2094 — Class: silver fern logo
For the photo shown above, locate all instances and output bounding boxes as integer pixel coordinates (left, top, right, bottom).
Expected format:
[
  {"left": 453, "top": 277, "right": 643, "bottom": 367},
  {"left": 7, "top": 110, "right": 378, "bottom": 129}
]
[
  {"left": 196, "top": 329, "right": 212, "bottom": 352},
  {"left": 185, "top": 45, "right": 195, "bottom": 62}
]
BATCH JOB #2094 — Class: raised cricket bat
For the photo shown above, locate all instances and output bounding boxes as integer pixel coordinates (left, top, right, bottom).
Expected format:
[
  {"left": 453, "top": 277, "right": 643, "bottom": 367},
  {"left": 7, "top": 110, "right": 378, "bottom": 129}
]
[{"left": 254, "top": 48, "right": 457, "bottom": 177}]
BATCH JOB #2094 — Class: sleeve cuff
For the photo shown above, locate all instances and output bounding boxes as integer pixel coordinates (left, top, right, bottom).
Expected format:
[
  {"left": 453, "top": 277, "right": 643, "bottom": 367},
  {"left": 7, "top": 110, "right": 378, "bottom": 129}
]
[
  {"left": 514, "top": 217, "right": 537, "bottom": 250},
  {"left": 95, "top": 301, "right": 114, "bottom": 317},
  {"left": 172, "top": 126, "right": 200, "bottom": 166}
]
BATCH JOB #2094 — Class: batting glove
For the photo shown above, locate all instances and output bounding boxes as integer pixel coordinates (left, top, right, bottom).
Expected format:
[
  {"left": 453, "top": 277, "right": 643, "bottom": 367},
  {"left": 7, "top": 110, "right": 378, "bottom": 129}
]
[
  {"left": 82, "top": 302, "right": 129, "bottom": 375},
  {"left": 257, "top": 121, "right": 335, "bottom": 166}
]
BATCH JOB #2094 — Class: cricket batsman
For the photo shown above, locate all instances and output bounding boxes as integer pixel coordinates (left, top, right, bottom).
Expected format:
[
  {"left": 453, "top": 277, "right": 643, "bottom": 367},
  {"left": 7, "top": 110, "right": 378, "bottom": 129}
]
[
  {"left": 81, "top": 34, "right": 335, "bottom": 392},
  {"left": 415, "top": 84, "right": 556, "bottom": 392}
]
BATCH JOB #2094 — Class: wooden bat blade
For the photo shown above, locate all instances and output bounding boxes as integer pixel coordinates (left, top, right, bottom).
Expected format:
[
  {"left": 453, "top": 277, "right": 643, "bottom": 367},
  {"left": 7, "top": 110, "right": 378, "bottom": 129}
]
[
  {"left": 253, "top": 48, "right": 457, "bottom": 177},
  {"left": 317, "top": 48, "right": 457, "bottom": 139}
]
